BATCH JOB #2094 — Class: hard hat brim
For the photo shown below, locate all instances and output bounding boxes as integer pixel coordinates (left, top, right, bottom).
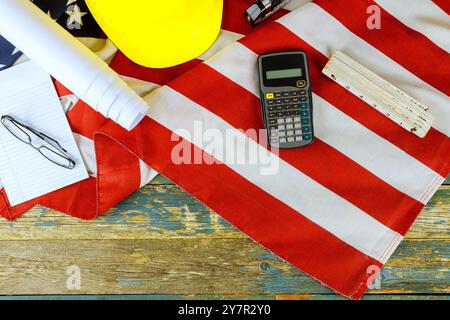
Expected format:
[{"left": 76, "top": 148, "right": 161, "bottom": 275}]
[{"left": 86, "top": 1, "right": 223, "bottom": 69}]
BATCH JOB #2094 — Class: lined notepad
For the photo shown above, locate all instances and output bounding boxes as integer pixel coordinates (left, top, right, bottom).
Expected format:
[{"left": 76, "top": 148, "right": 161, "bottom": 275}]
[{"left": 0, "top": 60, "right": 88, "bottom": 206}]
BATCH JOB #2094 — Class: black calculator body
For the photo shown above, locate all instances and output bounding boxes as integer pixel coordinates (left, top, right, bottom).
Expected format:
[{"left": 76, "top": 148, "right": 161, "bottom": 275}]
[{"left": 258, "top": 51, "right": 314, "bottom": 148}]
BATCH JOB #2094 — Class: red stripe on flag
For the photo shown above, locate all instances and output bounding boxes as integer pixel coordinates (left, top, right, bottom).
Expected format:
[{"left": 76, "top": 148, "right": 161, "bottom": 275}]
[
  {"left": 99, "top": 116, "right": 382, "bottom": 299},
  {"left": 316, "top": 0, "right": 450, "bottom": 96},
  {"left": 239, "top": 22, "right": 450, "bottom": 177},
  {"left": 432, "top": 0, "right": 450, "bottom": 14},
  {"left": 109, "top": 51, "right": 202, "bottom": 86},
  {"left": 94, "top": 129, "right": 142, "bottom": 214},
  {"left": 53, "top": 80, "right": 72, "bottom": 97},
  {"left": 0, "top": 190, "right": 36, "bottom": 221},
  {"left": 168, "top": 63, "right": 424, "bottom": 235},
  {"left": 67, "top": 100, "right": 109, "bottom": 140},
  {"left": 222, "top": 0, "right": 256, "bottom": 35},
  {"left": 38, "top": 178, "right": 98, "bottom": 220}
]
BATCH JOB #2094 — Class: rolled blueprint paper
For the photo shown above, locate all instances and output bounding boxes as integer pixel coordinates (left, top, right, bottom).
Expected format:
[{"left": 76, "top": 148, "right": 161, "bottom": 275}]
[{"left": 0, "top": 0, "right": 148, "bottom": 131}]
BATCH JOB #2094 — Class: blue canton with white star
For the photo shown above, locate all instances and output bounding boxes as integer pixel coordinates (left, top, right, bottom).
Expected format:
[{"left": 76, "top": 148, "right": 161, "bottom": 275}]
[{"left": 0, "top": 0, "right": 101, "bottom": 71}]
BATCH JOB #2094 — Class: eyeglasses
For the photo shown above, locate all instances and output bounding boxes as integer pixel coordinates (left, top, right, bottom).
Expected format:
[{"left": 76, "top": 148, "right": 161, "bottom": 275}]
[{"left": 1, "top": 115, "right": 75, "bottom": 170}]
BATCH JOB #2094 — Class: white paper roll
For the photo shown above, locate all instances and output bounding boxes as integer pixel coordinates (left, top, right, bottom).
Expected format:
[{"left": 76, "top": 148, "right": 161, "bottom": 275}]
[{"left": 0, "top": 0, "right": 149, "bottom": 131}]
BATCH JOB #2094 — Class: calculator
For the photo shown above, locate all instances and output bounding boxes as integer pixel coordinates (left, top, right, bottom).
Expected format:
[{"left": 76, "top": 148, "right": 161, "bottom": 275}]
[{"left": 257, "top": 51, "right": 314, "bottom": 148}]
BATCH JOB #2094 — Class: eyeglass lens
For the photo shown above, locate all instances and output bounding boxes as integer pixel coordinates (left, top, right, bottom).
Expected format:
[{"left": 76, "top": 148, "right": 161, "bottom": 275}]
[
  {"left": 39, "top": 146, "right": 75, "bottom": 169},
  {"left": 2, "top": 117, "right": 31, "bottom": 144}
]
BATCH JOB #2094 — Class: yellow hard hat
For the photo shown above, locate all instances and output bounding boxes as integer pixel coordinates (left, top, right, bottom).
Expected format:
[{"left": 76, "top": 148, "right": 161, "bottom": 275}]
[{"left": 85, "top": 0, "right": 223, "bottom": 68}]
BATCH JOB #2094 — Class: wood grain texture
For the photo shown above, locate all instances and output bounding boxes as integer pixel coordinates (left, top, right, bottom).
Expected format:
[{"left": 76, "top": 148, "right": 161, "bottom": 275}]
[
  {"left": 0, "top": 175, "right": 448, "bottom": 299},
  {"left": 0, "top": 239, "right": 447, "bottom": 296},
  {"left": 0, "top": 180, "right": 448, "bottom": 241}
]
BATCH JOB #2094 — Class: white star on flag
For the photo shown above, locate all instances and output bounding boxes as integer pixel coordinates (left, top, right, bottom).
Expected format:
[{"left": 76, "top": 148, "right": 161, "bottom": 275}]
[{"left": 66, "top": 4, "right": 87, "bottom": 27}]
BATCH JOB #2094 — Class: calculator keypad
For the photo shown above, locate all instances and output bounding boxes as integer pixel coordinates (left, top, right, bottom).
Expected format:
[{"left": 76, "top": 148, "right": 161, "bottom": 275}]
[{"left": 265, "top": 89, "right": 313, "bottom": 147}]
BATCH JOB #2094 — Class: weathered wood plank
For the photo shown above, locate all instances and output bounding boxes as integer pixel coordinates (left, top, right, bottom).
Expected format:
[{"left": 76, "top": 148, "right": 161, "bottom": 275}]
[
  {"left": 0, "top": 185, "right": 447, "bottom": 241},
  {"left": 0, "top": 174, "right": 447, "bottom": 298},
  {"left": 0, "top": 239, "right": 447, "bottom": 295}
]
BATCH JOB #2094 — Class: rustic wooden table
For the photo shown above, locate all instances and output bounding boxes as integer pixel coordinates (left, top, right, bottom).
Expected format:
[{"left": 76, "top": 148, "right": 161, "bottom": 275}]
[{"left": 0, "top": 175, "right": 448, "bottom": 300}]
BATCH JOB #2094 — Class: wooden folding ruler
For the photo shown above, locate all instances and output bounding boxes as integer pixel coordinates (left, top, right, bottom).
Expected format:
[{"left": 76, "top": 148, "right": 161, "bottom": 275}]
[{"left": 322, "top": 51, "right": 433, "bottom": 138}]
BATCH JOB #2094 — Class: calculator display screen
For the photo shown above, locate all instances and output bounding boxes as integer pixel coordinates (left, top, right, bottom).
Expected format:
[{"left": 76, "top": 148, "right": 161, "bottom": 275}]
[
  {"left": 266, "top": 68, "right": 302, "bottom": 80},
  {"left": 260, "top": 53, "right": 308, "bottom": 87}
]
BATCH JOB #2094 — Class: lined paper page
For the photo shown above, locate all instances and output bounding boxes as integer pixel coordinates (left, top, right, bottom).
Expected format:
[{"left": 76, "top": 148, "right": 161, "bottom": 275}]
[{"left": 0, "top": 60, "right": 88, "bottom": 206}]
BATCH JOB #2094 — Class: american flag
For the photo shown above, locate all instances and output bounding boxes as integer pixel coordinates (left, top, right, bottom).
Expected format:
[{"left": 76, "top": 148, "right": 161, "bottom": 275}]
[{"left": 0, "top": 0, "right": 449, "bottom": 299}]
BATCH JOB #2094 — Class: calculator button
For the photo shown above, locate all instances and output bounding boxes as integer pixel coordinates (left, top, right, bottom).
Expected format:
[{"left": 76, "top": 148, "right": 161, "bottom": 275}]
[
  {"left": 301, "top": 119, "right": 310, "bottom": 125},
  {"left": 286, "top": 105, "right": 294, "bottom": 110},
  {"left": 294, "top": 123, "right": 302, "bottom": 129},
  {"left": 300, "top": 97, "right": 307, "bottom": 102},
  {"left": 278, "top": 125, "right": 286, "bottom": 130},
  {"left": 287, "top": 131, "right": 295, "bottom": 136},
  {"left": 286, "top": 124, "right": 294, "bottom": 129},
  {"left": 269, "top": 112, "right": 278, "bottom": 118},
  {"left": 295, "top": 130, "right": 302, "bottom": 135},
  {"left": 285, "top": 118, "right": 293, "bottom": 123},
  {"left": 277, "top": 119, "right": 285, "bottom": 124},
  {"left": 300, "top": 111, "right": 309, "bottom": 117},
  {"left": 280, "top": 138, "right": 287, "bottom": 143},
  {"left": 292, "top": 98, "right": 300, "bottom": 103},
  {"left": 302, "top": 126, "right": 311, "bottom": 133},
  {"left": 266, "top": 93, "right": 274, "bottom": 99},
  {"left": 295, "top": 136, "right": 303, "bottom": 141},
  {"left": 276, "top": 112, "right": 284, "bottom": 117},
  {"left": 293, "top": 117, "right": 301, "bottom": 122},
  {"left": 269, "top": 106, "right": 276, "bottom": 111},
  {"left": 275, "top": 92, "right": 282, "bottom": 98},
  {"left": 299, "top": 90, "right": 307, "bottom": 95},
  {"left": 275, "top": 99, "right": 283, "bottom": 104},
  {"left": 287, "top": 137, "right": 295, "bottom": 142},
  {"left": 282, "top": 91, "right": 290, "bottom": 97},
  {"left": 291, "top": 91, "right": 299, "bottom": 96},
  {"left": 303, "top": 134, "right": 312, "bottom": 140},
  {"left": 283, "top": 98, "right": 291, "bottom": 104},
  {"left": 267, "top": 100, "right": 275, "bottom": 105},
  {"left": 299, "top": 104, "right": 308, "bottom": 110},
  {"left": 269, "top": 119, "right": 277, "bottom": 125},
  {"left": 296, "top": 80, "right": 307, "bottom": 88}
]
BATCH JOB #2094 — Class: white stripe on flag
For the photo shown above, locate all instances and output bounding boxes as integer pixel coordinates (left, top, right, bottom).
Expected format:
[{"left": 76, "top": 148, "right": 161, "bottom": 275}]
[
  {"left": 205, "top": 42, "right": 442, "bottom": 203},
  {"left": 144, "top": 86, "right": 403, "bottom": 263},
  {"left": 375, "top": 0, "right": 450, "bottom": 53},
  {"left": 284, "top": 0, "right": 314, "bottom": 11},
  {"left": 73, "top": 133, "right": 97, "bottom": 177},
  {"left": 277, "top": 3, "right": 450, "bottom": 137},
  {"left": 199, "top": 30, "right": 244, "bottom": 61},
  {"left": 205, "top": 42, "right": 259, "bottom": 94},
  {"left": 121, "top": 75, "right": 161, "bottom": 97},
  {"left": 139, "top": 160, "right": 159, "bottom": 188}
]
